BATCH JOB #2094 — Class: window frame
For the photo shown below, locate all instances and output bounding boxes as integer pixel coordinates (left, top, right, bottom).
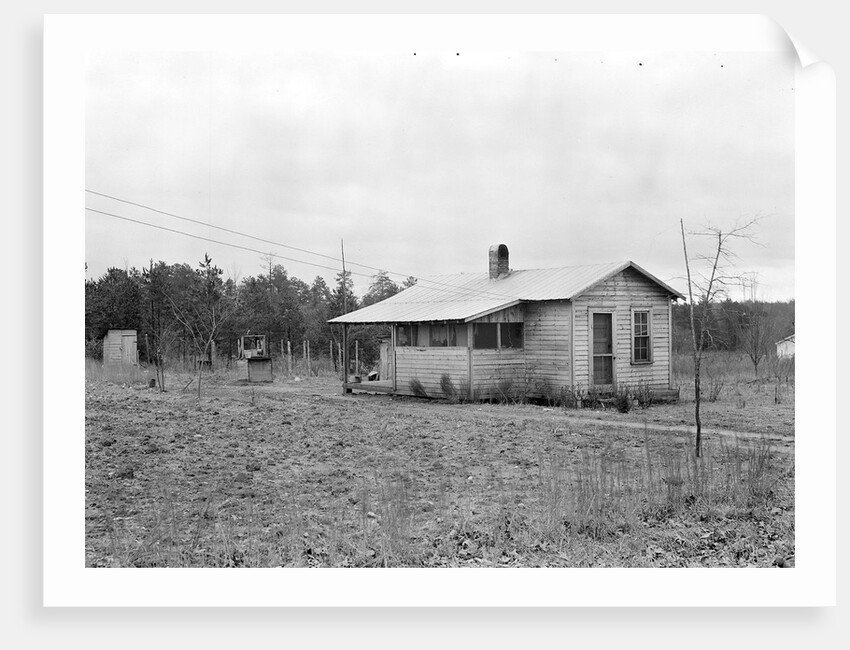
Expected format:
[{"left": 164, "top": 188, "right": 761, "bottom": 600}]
[
  {"left": 589, "top": 308, "right": 616, "bottom": 387},
  {"left": 499, "top": 322, "right": 524, "bottom": 349},
  {"left": 630, "top": 307, "right": 653, "bottom": 365},
  {"left": 395, "top": 323, "right": 420, "bottom": 347},
  {"left": 473, "top": 322, "right": 498, "bottom": 349}
]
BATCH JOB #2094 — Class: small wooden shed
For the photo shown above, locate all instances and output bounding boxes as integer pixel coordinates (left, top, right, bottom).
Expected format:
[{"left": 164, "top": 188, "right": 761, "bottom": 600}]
[
  {"left": 329, "top": 244, "right": 684, "bottom": 400},
  {"left": 103, "top": 329, "right": 138, "bottom": 366}
]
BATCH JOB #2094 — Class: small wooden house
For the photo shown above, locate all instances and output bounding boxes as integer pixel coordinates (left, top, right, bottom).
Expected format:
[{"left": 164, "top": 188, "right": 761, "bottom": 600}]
[
  {"left": 775, "top": 334, "right": 795, "bottom": 358},
  {"left": 329, "top": 244, "right": 684, "bottom": 400},
  {"left": 103, "top": 329, "right": 138, "bottom": 367}
]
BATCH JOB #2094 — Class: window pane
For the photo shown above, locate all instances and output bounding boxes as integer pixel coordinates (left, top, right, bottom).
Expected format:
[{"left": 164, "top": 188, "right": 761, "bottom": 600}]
[
  {"left": 500, "top": 322, "right": 523, "bottom": 349},
  {"left": 430, "top": 324, "right": 448, "bottom": 347},
  {"left": 452, "top": 324, "right": 469, "bottom": 347},
  {"left": 397, "top": 325, "right": 413, "bottom": 346},
  {"left": 634, "top": 336, "right": 649, "bottom": 361},
  {"left": 593, "top": 313, "right": 612, "bottom": 354},
  {"left": 633, "top": 311, "right": 648, "bottom": 336},
  {"left": 473, "top": 323, "right": 497, "bottom": 349}
]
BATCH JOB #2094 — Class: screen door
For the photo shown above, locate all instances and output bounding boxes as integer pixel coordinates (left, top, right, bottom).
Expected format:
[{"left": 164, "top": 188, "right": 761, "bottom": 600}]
[{"left": 592, "top": 313, "right": 613, "bottom": 386}]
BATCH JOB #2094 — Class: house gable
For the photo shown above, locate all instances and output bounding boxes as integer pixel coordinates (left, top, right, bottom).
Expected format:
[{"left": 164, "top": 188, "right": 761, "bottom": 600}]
[{"left": 571, "top": 266, "right": 674, "bottom": 390}]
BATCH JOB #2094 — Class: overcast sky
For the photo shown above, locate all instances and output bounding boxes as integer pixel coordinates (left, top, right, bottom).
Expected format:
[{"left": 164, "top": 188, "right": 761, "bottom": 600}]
[{"left": 85, "top": 49, "right": 796, "bottom": 300}]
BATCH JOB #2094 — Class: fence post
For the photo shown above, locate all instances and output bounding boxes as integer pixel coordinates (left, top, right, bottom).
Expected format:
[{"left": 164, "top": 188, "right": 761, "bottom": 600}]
[
  {"left": 342, "top": 324, "right": 351, "bottom": 394},
  {"left": 307, "top": 340, "right": 312, "bottom": 377},
  {"left": 355, "top": 340, "right": 359, "bottom": 377},
  {"left": 338, "top": 342, "right": 343, "bottom": 379},
  {"left": 287, "top": 340, "right": 292, "bottom": 375}
]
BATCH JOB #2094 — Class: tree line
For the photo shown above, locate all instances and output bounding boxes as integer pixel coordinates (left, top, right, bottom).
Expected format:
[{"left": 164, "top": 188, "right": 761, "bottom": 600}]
[
  {"left": 85, "top": 254, "right": 794, "bottom": 381},
  {"left": 85, "top": 254, "right": 414, "bottom": 384},
  {"left": 671, "top": 299, "right": 794, "bottom": 376}
]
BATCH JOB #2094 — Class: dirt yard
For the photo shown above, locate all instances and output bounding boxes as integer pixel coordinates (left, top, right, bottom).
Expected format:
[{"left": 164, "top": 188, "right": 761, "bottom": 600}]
[{"left": 85, "top": 370, "right": 794, "bottom": 568}]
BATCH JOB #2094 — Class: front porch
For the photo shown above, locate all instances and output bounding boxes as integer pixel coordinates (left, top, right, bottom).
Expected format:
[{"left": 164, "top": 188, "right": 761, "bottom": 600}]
[{"left": 343, "top": 376, "right": 395, "bottom": 394}]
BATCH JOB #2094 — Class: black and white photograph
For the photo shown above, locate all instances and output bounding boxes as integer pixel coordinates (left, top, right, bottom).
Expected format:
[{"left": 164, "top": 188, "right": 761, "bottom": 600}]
[
  {"left": 38, "top": 13, "right": 835, "bottom": 610},
  {"left": 82, "top": 43, "right": 797, "bottom": 567}
]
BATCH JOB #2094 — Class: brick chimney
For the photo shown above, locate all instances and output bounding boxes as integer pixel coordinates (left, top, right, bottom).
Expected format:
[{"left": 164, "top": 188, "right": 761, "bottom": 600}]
[{"left": 489, "top": 244, "right": 510, "bottom": 279}]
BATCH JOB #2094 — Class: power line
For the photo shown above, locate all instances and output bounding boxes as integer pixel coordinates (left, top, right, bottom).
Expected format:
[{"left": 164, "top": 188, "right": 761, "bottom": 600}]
[
  {"left": 85, "top": 189, "right": 519, "bottom": 302},
  {"left": 85, "top": 207, "right": 373, "bottom": 279},
  {"left": 86, "top": 189, "right": 374, "bottom": 272},
  {"left": 86, "top": 206, "right": 519, "bottom": 303}
]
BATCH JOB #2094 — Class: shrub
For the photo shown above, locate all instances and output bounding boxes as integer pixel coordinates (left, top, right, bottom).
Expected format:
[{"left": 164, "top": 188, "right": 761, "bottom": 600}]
[
  {"left": 86, "top": 337, "right": 103, "bottom": 361},
  {"left": 439, "top": 373, "right": 458, "bottom": 402},
  {"left": 613, "top": 386, "right": 632, "bottom": 413},
  {"left": 707, "top": 377, "right": 725, "bottom": 402},
  {"left": 534, "top": 378, "right": 558, "bottom": 407},
  {"left": 633, "top": 382, "right": 654, "bottom": 408},
  {"left": 408, "top": 377, "right": 428, "bottom": 398},
  {"left": 582, "top": 385, "right": 601, "bottom": 409},
  {"left": 559, "top": 384, "right": 582, "bottom": 409},
  {"left": 494, "top": 377, "right": 516, "bottom": 404},
  {"left": 457, "top": 379, "right": 479, "bottom": 403}
]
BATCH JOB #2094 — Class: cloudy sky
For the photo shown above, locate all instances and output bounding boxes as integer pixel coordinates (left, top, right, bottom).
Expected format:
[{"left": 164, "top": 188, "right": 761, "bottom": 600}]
[{"left": 85, "top": 48, "right": 796, "bottom": 300}]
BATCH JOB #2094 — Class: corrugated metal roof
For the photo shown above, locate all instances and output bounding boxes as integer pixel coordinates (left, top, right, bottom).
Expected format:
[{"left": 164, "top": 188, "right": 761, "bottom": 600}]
[{"left": 329, "top": 260, "right": 684, "bottom": 324}]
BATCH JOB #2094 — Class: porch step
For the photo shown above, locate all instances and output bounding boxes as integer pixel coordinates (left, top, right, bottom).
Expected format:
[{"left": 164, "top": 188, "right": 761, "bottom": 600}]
[{"left": 652, "top": 388, "right": 680, "bottom": 404}]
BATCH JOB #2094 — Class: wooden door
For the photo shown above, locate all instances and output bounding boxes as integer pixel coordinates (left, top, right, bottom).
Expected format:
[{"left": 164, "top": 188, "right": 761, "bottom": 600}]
[
  {"left": 592, "top": 312, "right": 613, "bottom": 387},
  {"left": 121, "top": 334, "right": 137, "bottom": 365}
]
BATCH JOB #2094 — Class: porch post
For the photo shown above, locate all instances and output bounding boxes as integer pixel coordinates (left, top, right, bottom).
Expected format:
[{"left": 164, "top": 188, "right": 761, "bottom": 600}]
[
  {"left": 467, "top": 322, "right": 474, "bottom": 400},
  {"left": 342, "top": 323, "right": 351, "bottom": 394},
  {"left": 391, "top": 324, "right": 397, "bottom": 393}
]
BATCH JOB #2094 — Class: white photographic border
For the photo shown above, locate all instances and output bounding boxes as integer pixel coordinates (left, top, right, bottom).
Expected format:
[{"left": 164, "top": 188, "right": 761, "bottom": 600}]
[{"left": 43, "top": 13, "right": 835, "bottom": 607}]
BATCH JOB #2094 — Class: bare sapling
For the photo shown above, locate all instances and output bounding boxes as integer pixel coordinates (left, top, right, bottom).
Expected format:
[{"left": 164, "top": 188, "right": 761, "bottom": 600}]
[
  {"left": 680, "top": 217, "right": 762, "bottom": 456},
  {"left": 166, "top": 255, "right": 238, "bottom": 403}
]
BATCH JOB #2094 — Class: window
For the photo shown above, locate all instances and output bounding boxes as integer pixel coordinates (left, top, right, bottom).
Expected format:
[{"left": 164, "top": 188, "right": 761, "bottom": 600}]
[
  {"left": 397, "top": 322, "right": 467, "bottom": 347},
  {"left": 430, "top": 323, "right": 448, "bottom": 347},
  {"left": 396, "top": 324, "right": 419, "bottom": 347},
  {"left": 500, "top": 322, "right": 523, "bottom": 349},
  {"left": 473, "top": 323, "right": 498, "bottom": 349},
  {"left": 632, "top": 309, "right": 652, "bottom": 364},
  {"left": 450, "top": 324, "right": 468, "bottom": 347},
  {"left": 473, "top": 322, "right": 523, "bottom": 349}
]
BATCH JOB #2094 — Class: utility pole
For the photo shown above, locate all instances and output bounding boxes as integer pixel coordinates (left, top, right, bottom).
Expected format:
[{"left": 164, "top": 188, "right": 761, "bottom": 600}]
[{"left": 341, "top": 239, "right": 350, "bottom": 394}]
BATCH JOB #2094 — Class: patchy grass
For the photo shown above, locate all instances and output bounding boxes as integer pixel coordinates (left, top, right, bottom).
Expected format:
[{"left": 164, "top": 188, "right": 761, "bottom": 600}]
[{"left": 85, "top": 372, "right": 794, "bottom": 568}]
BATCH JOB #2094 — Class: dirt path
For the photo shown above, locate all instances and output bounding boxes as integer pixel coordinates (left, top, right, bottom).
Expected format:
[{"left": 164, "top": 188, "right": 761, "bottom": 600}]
[{"left": 548, "top": 414, "right": 791, "bottom": 444}]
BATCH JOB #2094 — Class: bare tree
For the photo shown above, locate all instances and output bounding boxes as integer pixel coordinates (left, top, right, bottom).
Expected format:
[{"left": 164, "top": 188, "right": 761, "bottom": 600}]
[
  {"left": 167, "top": 255, "right": 238, "bottom": 402},
  {"left": 144, "top": 260, "right": 181, "bottom": 392},
  {"left": 680, "top": 217, "right": 761, "bottom": 456},
  {"left": 729, "top": 300, "right": 778, "bottom": 379}
]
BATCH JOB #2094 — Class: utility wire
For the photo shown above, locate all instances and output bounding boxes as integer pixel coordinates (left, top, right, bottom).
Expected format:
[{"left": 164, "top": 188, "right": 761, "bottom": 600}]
[
  {"left": 86, "top": 208, "right": 373, "bottom": 278},
  {"left": 85, "top": 189, "right": 520, "bottom": 302},
  {"left": 86, "top": 189, "right": 372, "bottom": 271},
  {"left": 86, "top": 207, "right": 519, "bottom": 303}
]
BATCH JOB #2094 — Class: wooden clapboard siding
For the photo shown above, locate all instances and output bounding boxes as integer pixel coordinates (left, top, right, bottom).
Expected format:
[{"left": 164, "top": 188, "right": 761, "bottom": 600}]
[
  {"left": 523, "top": 301, "right": 572, "bottom": 392},
  {"left": 572, "top": 267, "right": 673, "bottom": 390},
  {"left": 471, "top": 349, "right": 526, "bottom": 398},
  {"left": 394, "top": 347, "right": 469, "bottom": 397},
  {"left": 471, "top": 304, "right": 525, "bottom": 323},
  {"left": 103, "top": 329, "right": 138, "bottom": 366}
]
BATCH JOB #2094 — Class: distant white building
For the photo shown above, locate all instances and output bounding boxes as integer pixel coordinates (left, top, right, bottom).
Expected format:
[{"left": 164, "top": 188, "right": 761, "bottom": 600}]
[{"left": 775, "top": 334, "right": 795, "bottom": 358}]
